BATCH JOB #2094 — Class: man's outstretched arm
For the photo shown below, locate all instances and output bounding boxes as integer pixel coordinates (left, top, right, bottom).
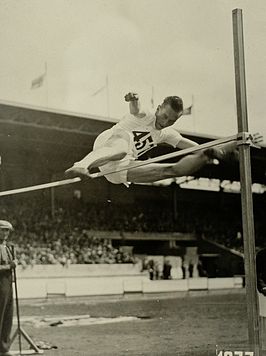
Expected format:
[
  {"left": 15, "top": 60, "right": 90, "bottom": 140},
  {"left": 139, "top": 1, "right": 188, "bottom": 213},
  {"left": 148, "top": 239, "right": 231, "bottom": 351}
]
[{"left": 177, "top": 137, "right": 199, "bottom": 149}]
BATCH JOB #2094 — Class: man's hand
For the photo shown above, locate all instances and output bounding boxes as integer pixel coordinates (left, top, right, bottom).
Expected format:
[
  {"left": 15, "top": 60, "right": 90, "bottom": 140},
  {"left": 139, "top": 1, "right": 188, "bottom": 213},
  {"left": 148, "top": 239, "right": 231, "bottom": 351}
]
[
  {"left": 9, "top": 260, "right": 17, "bottom": 269},
  {"left": 125, "top": 92, "right": 142, "bottom": 117},
  {"left": 250, "top": 132, "right": 264, "bottom": 148},
  {"left": 124, "top": 92, "right": 139, "bottom": 102},
  {"left": 261, "top": 287, "right": 266, "bottom": 297}
]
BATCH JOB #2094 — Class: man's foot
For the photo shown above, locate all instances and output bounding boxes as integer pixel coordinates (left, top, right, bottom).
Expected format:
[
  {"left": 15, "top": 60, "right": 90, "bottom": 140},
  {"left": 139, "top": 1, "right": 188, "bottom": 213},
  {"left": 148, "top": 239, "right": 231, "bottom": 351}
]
[
  {"left": 204, "top": 142, "right": 239, "bottom": 162},
  {"left": 65, "top": 165, "right": 89, "bottom": 178}
]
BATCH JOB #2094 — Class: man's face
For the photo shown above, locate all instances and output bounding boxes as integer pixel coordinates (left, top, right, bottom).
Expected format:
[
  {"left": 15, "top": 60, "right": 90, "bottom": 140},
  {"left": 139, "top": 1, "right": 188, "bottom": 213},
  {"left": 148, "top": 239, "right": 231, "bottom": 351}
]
[
  {"left": 155, "top": 103, "right": 182, "bottom": 130},
  {"left": 0, "top": 228, "right": 10, "bottom": 244}
]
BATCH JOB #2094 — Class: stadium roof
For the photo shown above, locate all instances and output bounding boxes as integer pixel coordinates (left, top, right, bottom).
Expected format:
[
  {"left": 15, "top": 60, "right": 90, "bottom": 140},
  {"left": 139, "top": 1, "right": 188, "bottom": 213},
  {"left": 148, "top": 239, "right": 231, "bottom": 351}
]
[{"left": 0, "top": 99, "right": 265, "bottom": 184}]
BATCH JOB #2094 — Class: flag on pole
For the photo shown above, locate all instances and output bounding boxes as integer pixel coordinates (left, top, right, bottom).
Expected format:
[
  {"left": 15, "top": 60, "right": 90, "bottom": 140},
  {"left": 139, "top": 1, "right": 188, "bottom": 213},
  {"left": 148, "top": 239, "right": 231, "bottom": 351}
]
[
  {"left": 91, "top": 75, "right": 109, "bottom": 97},
  {"left": 91, "top": 84, "right": 107, "bottom": 97},
  {"left": 31, "top": 63, "right": 47, "bottom": 89},
  {"left": 91, "top": 76, "right": 110, "bottom": 117},
  {"left": 182, "top": 105, "right": 192, "bottom": 115},
  {"left": 31, "top": 73, "right": 45, "bottom": 89},
  {"left": 151, "top": 86, "right": 154, "bottom": 109}
]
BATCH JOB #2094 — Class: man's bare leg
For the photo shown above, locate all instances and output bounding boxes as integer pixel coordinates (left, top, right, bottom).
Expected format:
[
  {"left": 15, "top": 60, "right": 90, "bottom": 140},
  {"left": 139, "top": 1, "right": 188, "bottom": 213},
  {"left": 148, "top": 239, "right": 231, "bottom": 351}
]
[
  {"left": 127, "top": 142, "right": 238, "bottom": 184},
  {"left": 127, "top": 152, "right": 210, "bottom": 183}
]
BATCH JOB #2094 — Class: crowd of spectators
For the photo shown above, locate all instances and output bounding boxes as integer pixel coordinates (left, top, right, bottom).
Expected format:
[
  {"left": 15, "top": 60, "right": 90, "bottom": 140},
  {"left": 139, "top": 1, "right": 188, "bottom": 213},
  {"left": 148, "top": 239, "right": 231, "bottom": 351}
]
[
  {"left": 0, "top": 194, "right": 265, "bottom": 266},
  {"left": 0, "top": 199, "right": 135, "bottom": 267}
]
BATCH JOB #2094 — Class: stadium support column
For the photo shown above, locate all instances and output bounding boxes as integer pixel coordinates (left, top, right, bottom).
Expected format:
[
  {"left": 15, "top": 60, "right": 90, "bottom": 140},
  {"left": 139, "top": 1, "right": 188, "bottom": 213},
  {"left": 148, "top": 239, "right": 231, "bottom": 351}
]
[
  {"left": 172, "top": 182, "right": 178, "bottom": 222},
  {"left": 50, "top": 173, "right": 56, "bottom": 218},
  {"left": 232, "top": 9, "right": 261, "bottom": 354}
]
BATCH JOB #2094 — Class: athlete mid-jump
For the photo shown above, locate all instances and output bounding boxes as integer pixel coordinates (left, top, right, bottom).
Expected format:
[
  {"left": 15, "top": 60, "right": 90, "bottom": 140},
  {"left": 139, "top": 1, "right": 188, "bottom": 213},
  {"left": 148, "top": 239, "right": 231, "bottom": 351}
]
[{"left": 65, "top": 92, "right": 262, "bottom": 185}]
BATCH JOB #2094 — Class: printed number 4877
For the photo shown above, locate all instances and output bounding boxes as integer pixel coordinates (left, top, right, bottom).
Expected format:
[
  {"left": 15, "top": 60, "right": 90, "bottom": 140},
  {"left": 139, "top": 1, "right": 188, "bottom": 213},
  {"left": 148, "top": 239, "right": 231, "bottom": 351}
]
[{"left": 217, "top": 352, "right": 254, "bottom": 356}]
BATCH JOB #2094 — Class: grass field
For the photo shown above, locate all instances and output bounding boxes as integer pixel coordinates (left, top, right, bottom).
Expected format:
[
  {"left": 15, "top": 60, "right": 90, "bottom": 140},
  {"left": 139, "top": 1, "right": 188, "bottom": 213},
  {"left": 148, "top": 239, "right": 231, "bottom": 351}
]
[{"left": 11, "top": 290, "right": 250, "bottom": 356}]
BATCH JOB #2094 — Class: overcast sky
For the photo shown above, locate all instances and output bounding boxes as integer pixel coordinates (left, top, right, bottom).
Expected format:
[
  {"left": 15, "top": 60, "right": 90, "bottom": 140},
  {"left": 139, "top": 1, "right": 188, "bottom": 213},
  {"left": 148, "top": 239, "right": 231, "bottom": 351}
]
[{"left": 0, "top": 0, "right": 265, "bottom": 141}]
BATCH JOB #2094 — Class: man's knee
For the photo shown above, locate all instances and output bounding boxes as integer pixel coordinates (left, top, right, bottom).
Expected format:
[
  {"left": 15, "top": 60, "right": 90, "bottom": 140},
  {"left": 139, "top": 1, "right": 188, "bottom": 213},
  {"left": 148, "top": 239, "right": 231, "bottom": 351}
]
[
  {"left": 169, "top": 152, "right": 210, "bottom": 177},
  {"left": 113, "top": 151, "right": 127, "bottom": 160}
]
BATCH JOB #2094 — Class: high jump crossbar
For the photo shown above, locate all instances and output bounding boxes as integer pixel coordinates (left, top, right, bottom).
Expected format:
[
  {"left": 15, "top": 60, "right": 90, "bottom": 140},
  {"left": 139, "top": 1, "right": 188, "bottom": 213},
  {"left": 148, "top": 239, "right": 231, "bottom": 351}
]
[
  {"left": 0, "top": 177, "right": 81, "bottom": 197},
  {"left": 90, "top": 133, "right": 240, "bottom": 178},
  {"left": 0, "top": 134, "right": 240, "bottom": 197}
]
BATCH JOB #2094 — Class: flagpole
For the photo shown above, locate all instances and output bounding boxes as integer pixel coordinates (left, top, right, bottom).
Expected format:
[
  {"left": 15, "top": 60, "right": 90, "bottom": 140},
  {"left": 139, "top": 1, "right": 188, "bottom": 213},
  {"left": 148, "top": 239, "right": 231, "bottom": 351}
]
[
  {"left": 45, "top": 62, "right": 48, "bottom": 107},
  {"left": 192, "top": 94, "right": 195, "bottom": 132},
  {"left": 106, "top": 75, "right": 110, "bottom": 118},
  {"left": 151, "top": 86, "right": 154, "bottom": 109}
]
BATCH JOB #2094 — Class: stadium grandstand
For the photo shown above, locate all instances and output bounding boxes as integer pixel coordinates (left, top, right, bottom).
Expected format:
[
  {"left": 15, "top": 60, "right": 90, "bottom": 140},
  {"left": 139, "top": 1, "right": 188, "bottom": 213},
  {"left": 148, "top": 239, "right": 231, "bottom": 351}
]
[{"left": 0, "top": 99, "right": 265, "bottom": 283}]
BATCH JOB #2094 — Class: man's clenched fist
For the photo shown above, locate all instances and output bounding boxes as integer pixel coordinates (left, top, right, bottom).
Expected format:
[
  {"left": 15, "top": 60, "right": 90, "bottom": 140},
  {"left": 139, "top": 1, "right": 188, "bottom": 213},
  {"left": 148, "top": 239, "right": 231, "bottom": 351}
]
[{"left": 124, "top": 92, "right": 139, "bottom": 102}]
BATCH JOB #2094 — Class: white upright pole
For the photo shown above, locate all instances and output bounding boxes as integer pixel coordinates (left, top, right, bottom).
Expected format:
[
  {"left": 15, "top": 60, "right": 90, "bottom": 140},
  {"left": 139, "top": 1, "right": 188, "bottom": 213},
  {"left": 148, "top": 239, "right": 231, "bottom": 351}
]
[
  {"left": 45, "top": 62, "right": 48, "bottom": 107},
  {"left": 106, "top": 75, "right": 110, "bottom": 118},
  {"left": 232, "top": 9, "right": 261, "bottom": 354}
]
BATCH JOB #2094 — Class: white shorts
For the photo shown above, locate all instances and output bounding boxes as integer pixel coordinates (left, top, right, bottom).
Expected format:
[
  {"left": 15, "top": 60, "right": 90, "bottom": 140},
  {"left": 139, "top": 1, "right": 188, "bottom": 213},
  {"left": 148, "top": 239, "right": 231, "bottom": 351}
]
[{"left": 93, "top": 129, "right": 134, "bottom": 185}]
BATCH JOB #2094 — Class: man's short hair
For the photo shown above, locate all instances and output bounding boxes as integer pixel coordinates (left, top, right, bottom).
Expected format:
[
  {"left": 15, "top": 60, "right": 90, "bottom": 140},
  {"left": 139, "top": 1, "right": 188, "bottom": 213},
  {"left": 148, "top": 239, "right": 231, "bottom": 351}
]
[{"left": 163, "top": 96, "right": 183, "bottom": 114}]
